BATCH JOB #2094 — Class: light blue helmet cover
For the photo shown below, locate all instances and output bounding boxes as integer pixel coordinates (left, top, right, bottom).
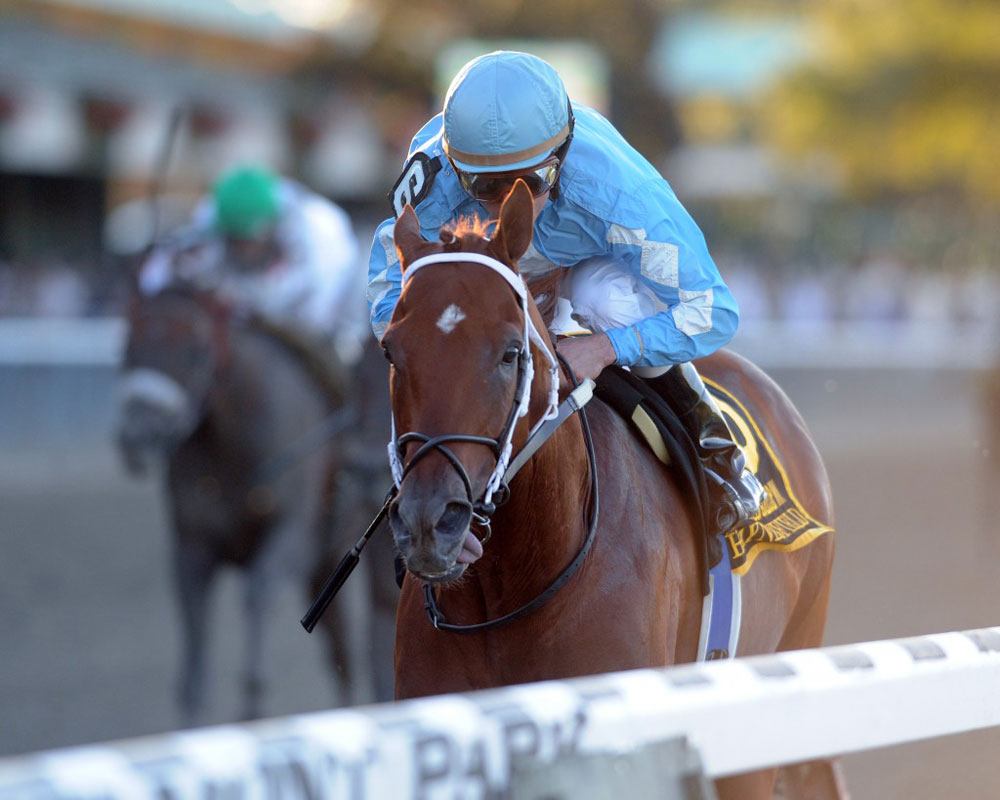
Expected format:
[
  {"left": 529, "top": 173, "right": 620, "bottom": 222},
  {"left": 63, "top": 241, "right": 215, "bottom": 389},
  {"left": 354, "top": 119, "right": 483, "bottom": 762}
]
[{"left": 443, "top": 51, "right": 571, "bottom": 174}]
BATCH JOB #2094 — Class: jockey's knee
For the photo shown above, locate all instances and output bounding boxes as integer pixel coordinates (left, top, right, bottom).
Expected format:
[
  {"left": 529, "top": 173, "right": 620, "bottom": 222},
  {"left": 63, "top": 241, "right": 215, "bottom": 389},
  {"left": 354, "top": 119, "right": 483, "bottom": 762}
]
[
  {"left": 560, "top": 258, "right": 669, "bottom": 377},
  {"left": 564, "top": 257, "right": 660, "bottom": 336}
]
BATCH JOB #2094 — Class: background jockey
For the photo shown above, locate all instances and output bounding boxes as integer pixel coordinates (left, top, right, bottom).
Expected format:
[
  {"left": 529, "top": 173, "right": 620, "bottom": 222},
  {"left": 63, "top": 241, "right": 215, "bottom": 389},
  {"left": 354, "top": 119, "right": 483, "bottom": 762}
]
[
  {"left": 139, "top": 164, "right": 368, "bottom": 367},
  {"left": 367, "top": 50, "right": 765, "bottom": 536}
]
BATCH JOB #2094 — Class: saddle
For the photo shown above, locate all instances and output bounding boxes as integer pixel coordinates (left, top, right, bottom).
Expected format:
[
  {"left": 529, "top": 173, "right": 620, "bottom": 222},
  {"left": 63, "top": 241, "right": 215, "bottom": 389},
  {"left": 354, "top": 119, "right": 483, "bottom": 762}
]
[
  {"left": 594, "top": 366, "right": 833, "bottom": 587},
  {"left": 594, "top": 367, "right": 716, "bottom": 594}
]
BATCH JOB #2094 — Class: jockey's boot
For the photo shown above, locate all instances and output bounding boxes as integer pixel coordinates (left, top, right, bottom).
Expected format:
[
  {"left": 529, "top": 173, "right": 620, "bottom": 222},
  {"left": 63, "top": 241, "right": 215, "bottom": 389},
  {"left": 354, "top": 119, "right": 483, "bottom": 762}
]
[{"left": 646, "top": 362, "right": 766, "bottom": 535}]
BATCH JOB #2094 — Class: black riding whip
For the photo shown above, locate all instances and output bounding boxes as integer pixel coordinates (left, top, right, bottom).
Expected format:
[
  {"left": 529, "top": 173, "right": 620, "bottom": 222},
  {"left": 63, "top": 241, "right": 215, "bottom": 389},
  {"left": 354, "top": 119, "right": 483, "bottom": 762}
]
[
  {"left": 300, "top": 487, "right": 397, "bottom": 633},
  {"left": 146, "top": 104, "right": 185, "bottom": 251}
]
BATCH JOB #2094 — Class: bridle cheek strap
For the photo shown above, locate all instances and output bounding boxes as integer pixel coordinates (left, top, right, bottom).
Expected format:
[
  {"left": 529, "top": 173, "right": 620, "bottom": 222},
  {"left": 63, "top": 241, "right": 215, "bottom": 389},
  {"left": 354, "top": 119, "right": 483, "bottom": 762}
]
[{"left": 391, "top": 251, "right": 560, "bottom": 505}]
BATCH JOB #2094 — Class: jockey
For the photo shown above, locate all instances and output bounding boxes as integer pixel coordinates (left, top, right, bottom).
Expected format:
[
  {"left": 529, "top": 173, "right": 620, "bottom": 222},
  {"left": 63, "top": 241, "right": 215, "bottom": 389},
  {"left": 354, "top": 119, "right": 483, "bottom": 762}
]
[
  {"left": 367, "top": 50, "right": 765, "bottom": 535},
  {"left": 139, "top": 164, "right": 368, "bottom": 367}
]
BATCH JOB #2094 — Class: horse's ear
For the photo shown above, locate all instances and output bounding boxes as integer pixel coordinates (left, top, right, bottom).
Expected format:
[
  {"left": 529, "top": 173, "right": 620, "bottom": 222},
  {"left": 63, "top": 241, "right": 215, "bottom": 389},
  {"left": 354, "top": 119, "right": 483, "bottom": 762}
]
[
  {"left": 493, "top": 179, "right": 535, "bottom": 266},
  {"left": 393, "top": 205, "right": 426, "bottom": 272}
]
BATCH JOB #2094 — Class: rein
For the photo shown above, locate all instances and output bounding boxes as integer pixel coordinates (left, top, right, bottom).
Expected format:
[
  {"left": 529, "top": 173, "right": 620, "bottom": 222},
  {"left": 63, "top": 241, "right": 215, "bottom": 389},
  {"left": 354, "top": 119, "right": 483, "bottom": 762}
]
[{"left": 300, "top": 372, "right": 594, "bottom": 634}]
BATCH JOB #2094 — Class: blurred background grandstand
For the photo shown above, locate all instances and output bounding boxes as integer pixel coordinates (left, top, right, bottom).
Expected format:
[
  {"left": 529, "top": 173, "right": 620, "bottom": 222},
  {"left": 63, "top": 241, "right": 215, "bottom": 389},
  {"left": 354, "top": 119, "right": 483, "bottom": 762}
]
[
  {"left": 1, "top": 0, "right": 998, "bottom": 334},
  {"left": 4, "top": 2, "right": 1000, "bottom": 797}
]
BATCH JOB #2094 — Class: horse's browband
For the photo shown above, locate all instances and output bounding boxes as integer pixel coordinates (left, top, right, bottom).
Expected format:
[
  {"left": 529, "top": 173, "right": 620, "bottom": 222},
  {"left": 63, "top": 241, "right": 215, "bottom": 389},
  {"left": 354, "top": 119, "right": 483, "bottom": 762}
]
[{"left": 402, "top": 251, "right": 525, "bottom": 299}]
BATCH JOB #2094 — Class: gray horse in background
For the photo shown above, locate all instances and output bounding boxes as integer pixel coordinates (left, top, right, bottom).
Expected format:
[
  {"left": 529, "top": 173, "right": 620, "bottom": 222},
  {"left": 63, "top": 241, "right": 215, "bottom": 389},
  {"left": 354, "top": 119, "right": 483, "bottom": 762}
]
[{"left": 115, "top": 284, "right": 385, "bottom": 722}]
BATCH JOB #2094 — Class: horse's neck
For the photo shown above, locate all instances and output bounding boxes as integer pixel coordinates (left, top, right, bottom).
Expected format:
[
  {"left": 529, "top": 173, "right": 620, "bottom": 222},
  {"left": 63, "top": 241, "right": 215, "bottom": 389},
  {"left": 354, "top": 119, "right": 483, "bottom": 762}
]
[
  {"left": 479, "top": 373, "right": 591, "bottom": 599},
  {"left": 206, "top": 328, "right": 324, "bottom": 450}
]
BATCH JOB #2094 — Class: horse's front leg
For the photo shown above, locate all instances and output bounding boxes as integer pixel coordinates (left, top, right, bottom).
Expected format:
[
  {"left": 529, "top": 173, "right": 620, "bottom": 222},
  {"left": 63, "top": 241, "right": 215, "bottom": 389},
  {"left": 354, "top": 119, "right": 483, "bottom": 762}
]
[
  {"left": 242, "top": 537, "right": 278, "bottom": 721},
  {"left": 774, "top": 759, "right": 851, "bottom": 800},
  {"left": 173, "top": 541, "right": 218, "bottom": 726},
  {"left": 716, "top": 768, "right": 777, "bottom": 800}
]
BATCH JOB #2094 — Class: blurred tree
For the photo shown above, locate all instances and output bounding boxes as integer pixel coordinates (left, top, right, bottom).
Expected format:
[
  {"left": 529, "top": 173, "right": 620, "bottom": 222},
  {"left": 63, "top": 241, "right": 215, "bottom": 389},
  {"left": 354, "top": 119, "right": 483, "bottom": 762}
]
[
  {"left": 297, "top": 0, "right": 684, "bottom": 165},
  {"left": 758, "top": 0, "right": 1000, "bottom": 208}
]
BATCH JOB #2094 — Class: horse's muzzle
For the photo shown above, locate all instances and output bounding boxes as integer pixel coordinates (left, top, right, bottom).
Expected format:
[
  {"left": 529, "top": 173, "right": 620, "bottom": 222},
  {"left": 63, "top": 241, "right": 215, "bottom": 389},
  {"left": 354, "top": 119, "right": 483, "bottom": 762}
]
[{"left": 389, "top": 495, "right": 473, "bottom": 583}]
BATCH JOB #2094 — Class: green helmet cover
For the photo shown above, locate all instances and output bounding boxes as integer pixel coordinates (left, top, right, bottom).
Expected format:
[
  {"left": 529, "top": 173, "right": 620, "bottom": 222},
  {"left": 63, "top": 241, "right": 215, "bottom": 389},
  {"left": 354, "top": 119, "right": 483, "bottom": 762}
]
[{"left": 212, "top": 165, "right": 280, "bottom": 239}]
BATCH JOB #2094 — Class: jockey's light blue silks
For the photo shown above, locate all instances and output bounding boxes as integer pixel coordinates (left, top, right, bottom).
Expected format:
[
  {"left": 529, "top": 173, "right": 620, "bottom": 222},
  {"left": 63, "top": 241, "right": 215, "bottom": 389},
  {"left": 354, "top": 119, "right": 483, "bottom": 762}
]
[{"left": 368, "top": 52, "right": 739, "bottom": 369}]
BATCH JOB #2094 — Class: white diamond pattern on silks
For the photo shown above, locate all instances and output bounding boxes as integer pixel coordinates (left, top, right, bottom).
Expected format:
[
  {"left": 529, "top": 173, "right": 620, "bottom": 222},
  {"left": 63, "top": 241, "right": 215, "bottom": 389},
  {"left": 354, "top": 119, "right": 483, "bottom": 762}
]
[
  {"left": 606, "top": 223, "right": 680, "bottom": 289},
  {"left": 366, "top": 267, "right": 391, "bottom": 307},
  {"left": 672, "top": 287, "right": 714, "bottom": 337},
  {"left": 517, "top": 240, "right": 560, "bottom": 277},
  {"left": 606, "top": 222, "right": 646, "bottom": 247},
  {"left": 378, "top": 223, "right": 400, "bottom": 265},
  {"left": 641, "top": 239, "right": 680, "bottom": 289}
]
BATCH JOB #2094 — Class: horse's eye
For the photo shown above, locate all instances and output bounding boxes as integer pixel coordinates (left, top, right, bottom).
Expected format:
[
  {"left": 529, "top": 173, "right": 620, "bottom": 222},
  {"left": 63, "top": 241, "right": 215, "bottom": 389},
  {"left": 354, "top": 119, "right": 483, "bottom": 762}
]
[
  {"left": 383, "top": 346, "right": 393, "bottom": 364},
  {"left": 502, "top": 346, "right": 520, "bottom": 366}
]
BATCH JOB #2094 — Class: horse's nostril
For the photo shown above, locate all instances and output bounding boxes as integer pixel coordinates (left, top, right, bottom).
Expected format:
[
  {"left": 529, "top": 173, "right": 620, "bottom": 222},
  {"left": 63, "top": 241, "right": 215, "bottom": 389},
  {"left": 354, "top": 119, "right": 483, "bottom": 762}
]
[
  {"left": 388, "top": 502, "right": 411, "bottom": 542},
  {"left": 436, "top": 502, "right": 472, "bottom": 539}
]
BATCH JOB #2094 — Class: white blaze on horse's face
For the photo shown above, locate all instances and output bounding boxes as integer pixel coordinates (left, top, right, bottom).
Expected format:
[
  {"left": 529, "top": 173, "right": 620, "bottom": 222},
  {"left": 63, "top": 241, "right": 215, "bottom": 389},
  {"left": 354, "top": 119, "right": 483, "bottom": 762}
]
[
  {"left": 436, "top": 303, "right": 466, "bottom": 334},
  {"left": 118, "top": 368, "right": 191, "bottom": 419},
  {"left": 116, "top": 367, "right": 198, "bottom": 472}
]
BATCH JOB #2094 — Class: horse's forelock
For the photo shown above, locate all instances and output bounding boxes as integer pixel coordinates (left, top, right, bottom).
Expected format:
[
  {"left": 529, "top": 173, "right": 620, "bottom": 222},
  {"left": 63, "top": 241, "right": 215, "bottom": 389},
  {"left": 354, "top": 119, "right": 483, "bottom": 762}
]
[{"left": 441, "top": 215, "right": 493, "bottom": 246}]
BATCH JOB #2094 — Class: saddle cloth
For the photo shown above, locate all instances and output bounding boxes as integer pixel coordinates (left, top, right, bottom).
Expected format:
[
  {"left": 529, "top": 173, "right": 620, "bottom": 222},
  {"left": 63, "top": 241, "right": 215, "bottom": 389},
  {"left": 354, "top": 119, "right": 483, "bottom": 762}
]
[{"left": 704, "top": 377, "right": 834, "bottom": 575}]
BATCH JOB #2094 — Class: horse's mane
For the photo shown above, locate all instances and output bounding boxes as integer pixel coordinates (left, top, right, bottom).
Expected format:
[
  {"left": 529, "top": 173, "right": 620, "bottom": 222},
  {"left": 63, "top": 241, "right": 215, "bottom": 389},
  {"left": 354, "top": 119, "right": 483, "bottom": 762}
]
[
  {"left": 526, "top": 270, "right": 564, "bottom": 328},
  {"left": 136, "top": 282, "right": 216, "bottom": 309}
]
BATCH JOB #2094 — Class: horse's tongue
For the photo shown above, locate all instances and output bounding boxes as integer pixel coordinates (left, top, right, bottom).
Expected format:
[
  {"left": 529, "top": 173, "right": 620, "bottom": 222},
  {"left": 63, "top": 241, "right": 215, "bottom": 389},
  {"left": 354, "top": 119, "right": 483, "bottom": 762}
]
[{"left": 456, "top": 531, "right": 484, "bottom": 564}]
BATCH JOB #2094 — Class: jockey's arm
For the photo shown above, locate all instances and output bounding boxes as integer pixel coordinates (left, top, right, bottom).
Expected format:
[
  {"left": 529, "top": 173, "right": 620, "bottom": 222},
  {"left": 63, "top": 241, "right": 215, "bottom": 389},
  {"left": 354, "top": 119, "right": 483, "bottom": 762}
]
[
  {"left": 292, "top": 198, "right": 361, "bottom": 328},
  {"left": 367, "top": 215, "right": 403, "bottom": 341},
  {"left": 137, "top": 222, "right": 222, "bottom": 295},
  {"left": 589, "top": 183, "right": 739, "bottom": 369},
  {"left": 598, "top": 249, "right": 738, "bottom": 369},
  {"left": 367, "top": 117, "right": 451, "bottom": 342}
]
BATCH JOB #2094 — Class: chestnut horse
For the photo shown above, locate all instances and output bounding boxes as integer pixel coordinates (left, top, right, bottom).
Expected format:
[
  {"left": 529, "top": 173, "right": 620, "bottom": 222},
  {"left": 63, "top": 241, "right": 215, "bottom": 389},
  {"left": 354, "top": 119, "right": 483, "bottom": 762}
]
[{"left": 384, "top": 182, "right": 839, "bottom": 799}]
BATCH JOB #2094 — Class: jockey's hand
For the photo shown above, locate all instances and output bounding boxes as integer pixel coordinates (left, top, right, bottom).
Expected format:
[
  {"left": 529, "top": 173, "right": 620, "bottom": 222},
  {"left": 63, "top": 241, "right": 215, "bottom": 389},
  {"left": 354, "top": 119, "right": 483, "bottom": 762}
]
[{"left": 556, "top": 333, "right": 617, "bottom": 382}]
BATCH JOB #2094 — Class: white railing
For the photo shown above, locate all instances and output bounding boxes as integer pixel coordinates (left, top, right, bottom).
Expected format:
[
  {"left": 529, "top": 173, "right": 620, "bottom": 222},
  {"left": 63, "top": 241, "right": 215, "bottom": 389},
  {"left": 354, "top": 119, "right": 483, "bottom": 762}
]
[
  {"left": 1, "top": 627, "right": 998, "bottom": 799},
  {"left": 0, "top": 318, "right": 125, "bottom": 366}
]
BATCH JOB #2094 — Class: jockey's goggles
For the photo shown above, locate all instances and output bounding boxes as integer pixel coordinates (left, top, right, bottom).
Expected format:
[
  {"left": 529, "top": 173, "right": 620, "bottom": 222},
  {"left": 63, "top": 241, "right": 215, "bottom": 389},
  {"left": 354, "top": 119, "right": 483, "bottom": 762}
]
[{"left": 454, "top": 157, "right": 562, "bottom": 204}]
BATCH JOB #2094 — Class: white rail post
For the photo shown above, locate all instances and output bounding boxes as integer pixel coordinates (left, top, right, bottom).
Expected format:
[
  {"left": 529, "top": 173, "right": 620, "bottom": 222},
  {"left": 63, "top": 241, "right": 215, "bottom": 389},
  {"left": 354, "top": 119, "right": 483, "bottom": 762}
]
[{"left": 509, "top": 736, "right": 717, "bottom": 800}]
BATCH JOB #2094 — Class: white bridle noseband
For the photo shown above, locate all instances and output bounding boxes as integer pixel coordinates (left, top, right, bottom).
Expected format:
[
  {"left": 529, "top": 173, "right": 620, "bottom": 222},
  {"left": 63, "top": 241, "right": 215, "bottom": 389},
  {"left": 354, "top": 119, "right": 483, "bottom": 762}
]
[{"left": 388, "top": 251, "right": 561, "bottom": 505}]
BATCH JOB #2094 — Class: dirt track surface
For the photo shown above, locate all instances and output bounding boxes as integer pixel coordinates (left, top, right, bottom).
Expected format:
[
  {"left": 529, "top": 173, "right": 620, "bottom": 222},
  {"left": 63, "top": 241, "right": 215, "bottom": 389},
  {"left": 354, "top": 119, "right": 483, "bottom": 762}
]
[{"left": 2, "top": 365, "right": 999, "bottom": 799}]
